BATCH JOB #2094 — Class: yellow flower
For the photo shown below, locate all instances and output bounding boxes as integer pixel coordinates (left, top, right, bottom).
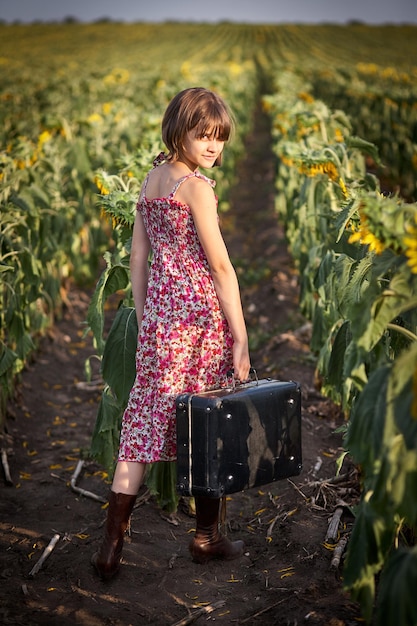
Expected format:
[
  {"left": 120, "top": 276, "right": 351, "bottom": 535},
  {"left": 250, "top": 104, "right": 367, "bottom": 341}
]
[
  {"left": 228, "top": 62, "right": 242, "bottom": 77},
  {"left": 88, "top": 113, "right": 103, "bottom": 125},
  {"left": 180, "top": 61, "right": 192, "bottom": 80},
  {"left": 348, "top": 211, "right": 385, "bottom": 254},
  {"left": 99, "top": 206, "right": 115, "bottom": 228},
  {"left": 384, "top": 97, "right": 398, "bottom": 110},
  {"left": 38, "top": 130, "right": 52, "bottom": 149},
  {"left": 403, "top": 218, "right": 417, "bottom": 274},
  {"left": 361, "top": 232, "right": 385, "bottom": 254},
  {"left": 339, "top": 177, "right": 348, "bottom": 198},
  {"left": 299, "top": 160, "right": 339, "bottom": 181},
  {"left": 103, "top": 68, "right": 130, "bottom": 85},
  {"left": 322, "top": 161, "right": 339, "bottom": 181},
  {"left": 357, "top": 62, "right": 378, "bottom": 75},
  {"left": 412, "top": 367, "right": 417, "bottom": 420},
  {"left": 274, "top": 123, "right": 287, "bottom": 135},
  {"left": 94, "top": 176, "right": 109, "bottom": 195},
  {"left": 298, "top": 91, "right": 314, "bottom": 104},
  {"left": 381, "top": 66, "right": 398, "bottom": 81},
  {"left": 102, "top": 102, "right": 113, "bottom": 115},
  {"left": 280, "top": 155, "right": 294, "bottom": 167}
]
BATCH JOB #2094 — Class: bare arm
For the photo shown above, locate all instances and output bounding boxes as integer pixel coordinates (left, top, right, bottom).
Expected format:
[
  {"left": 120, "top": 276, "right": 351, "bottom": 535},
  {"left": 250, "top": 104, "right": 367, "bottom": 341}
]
[
  {"left": 130, "top": 209, "right": 151, "bottom": 328},
  {"left": 182, "top": 178, "right": 250, "bottom": 381}
]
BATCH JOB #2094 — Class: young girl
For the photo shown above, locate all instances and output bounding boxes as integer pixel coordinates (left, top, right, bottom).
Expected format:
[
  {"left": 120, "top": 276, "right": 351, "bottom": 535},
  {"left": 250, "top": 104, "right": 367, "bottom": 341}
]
[{"left": 92, "top": 87, "right": 251, "bottom": 580}]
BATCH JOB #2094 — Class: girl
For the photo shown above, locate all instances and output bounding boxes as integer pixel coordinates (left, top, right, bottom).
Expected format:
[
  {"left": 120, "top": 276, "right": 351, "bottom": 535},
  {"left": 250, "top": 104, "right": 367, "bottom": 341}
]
[{"left": 92, "top": 87, "right": 251, "bottom": 580}]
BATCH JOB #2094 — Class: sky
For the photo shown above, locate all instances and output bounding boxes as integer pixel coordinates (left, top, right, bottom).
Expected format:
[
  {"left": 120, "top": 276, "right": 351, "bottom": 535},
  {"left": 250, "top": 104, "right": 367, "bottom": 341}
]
[{"left": 0, "top": 0, "right": 416, "bottom": 25}]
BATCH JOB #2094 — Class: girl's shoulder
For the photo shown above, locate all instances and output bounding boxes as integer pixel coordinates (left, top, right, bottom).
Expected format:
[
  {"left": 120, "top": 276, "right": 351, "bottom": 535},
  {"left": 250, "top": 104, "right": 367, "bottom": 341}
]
[
  {"left": 190, "top": 170, "right": 215, "bottom": 186},
  {"left": 172, "top": 172, "right": 218, "bottom": 211},
  {"left": 140, "top": 160, "right": 216, "bottom": 204},
  {"left": 193, "top": 171, "right": 216, "bottom": 188},
  {"left": 173, "top": 171, "right": 216, "bottom": 194}
]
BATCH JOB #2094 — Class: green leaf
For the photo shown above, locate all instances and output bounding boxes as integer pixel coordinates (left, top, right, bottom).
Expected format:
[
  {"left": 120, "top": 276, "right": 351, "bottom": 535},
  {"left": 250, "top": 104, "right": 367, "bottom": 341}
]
[
  {"left": 89, "top": 387, "right": 123, "bottom": 475},
  {"left": 146, "top": 462, "right": 179, "bottom": 514},
  {"left": 68, "top": 136, "right": 91, "bottom": 176},
  {"left": 376, "top": 546, "right": 417, "bottom": 626},
  {"left": 344, "top": 256, "right": 374, "bottom": 314},
  {"left": 334, "top": 255, "right": 356, "bottom": 313},
  {"left": 346, "top": 135, "right": 381, "bottom": 164},
  {"left": 343, "top": 497, "right": 395, "bottom": 622},
  {"left": 335, "top": 203, "right": 360, "bottom": 243},
  {"left": 342, "top": 340, "right": 368, "bottom": 392},
  {"left": 345, "top": 366, "right": 390, "bottom": 468},
  {"left": 358, "top": 271, "right": 415, "bottom": 353},
  {"left": 386, "top": 436, "right": 417, "bottom": 522},
  {"left": 0, "top": 341, "right": 18, "bottom": 377},
  {"left": 15, "top": 330, "right": 36, "bottom": 363},
  {"left": 9, "top": 192, "right": 33, "bottom": 213},
  {"left": 326, "top": 320, "right": 350, "bottom": 386},
  {"left": 101, "top": 305, "right": 138, "bottom": 404},
  {"left": 87, "top": 259, "right": 131, "bottom": 355},
  {"left": 27, "top": 183, "right": 51, "bottom": 208},
  {"left": 389, "top": 343, "right": 417, "bottom": 450}
]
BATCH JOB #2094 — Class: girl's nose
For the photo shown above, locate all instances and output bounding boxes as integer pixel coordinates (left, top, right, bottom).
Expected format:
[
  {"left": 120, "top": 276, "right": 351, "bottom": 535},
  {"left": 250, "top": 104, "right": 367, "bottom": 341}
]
[{"left": 209, "top": 138, "right": 222, "bottom": 151}]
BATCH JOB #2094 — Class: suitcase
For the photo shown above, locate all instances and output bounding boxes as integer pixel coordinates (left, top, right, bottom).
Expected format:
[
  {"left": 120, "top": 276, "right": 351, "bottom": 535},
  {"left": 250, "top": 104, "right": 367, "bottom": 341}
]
[{"left": 176, "top": 377, "right": 302, "bottom": 498}]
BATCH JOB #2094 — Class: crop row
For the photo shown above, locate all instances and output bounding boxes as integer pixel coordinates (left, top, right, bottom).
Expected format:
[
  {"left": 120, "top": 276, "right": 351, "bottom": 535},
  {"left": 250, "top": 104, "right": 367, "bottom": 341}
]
[{"left": 263, "top": 66, "right": 417, "bottom": 626}]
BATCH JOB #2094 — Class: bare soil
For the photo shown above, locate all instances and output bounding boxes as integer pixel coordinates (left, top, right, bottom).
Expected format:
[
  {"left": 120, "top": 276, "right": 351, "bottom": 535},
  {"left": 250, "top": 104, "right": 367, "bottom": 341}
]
[{"left": 1, "top": 105, "right": 363, "bottom": 625}]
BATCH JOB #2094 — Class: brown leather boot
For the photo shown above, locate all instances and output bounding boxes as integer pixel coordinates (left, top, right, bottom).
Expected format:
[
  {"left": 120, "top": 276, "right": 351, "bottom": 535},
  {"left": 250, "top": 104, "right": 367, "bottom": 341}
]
[
  {"left": 91, "top": 491, "right": 137, "bottom": 580},
  {"left": 189, "top": 496, "right": 245, "bottom": 564}
]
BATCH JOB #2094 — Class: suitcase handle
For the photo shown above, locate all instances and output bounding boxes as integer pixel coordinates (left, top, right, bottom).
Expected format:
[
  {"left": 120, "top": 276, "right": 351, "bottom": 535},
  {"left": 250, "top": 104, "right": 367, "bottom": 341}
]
[{"left": 226, "top": 367, "right": 258, "bottom": 390}]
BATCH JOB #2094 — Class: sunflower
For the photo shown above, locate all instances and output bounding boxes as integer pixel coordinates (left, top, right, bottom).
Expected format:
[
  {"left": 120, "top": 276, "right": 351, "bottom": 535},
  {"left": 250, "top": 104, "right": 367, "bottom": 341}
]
[
  {"left": 403, "top": 216, "right": 417, "bottom": 274},
  {"left": 348, "top": 210, "right": 385, "bottom": 254},
  {"left": 94, "top": 175, "right": 110, "bottom": 195},
  {"left": 297, "top": 160, "right": 340, "bottom": 182},
  {"left": 412, "top": 367, "right": 417, "bottom": 420}
]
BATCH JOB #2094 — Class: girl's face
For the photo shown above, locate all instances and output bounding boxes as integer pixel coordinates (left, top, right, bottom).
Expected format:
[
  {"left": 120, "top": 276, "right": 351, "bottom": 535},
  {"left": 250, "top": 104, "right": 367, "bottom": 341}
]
[{"left": 180, "top": 129, "right": 225, "bottom": 170}]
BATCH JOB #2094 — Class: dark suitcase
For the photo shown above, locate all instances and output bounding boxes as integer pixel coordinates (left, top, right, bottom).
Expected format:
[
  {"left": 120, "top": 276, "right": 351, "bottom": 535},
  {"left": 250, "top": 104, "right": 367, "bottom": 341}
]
[{"left": 176, "top": 378, "right": 302, "bottom": 498}]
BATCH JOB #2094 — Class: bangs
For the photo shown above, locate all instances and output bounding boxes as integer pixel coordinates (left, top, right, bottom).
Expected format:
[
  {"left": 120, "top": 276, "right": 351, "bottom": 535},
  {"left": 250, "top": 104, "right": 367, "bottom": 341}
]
[
  {"left": 192, "top": 115, "right": 232, "bottom": 142},
  {"left": 188, "top": 94, "right": 233, "bottom": 141}
]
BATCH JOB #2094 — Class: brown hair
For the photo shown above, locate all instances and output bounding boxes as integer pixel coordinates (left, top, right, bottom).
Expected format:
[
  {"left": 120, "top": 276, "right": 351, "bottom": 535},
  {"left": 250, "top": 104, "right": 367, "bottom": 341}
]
[{"left": 161, "top": 87, "right": 234, "bottom": 166}]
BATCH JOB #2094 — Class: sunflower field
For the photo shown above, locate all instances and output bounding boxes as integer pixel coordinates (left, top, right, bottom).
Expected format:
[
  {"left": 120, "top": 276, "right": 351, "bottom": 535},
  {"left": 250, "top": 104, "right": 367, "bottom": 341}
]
[{"left": 1, "top": 20, "right": 417, "bottom": 625}]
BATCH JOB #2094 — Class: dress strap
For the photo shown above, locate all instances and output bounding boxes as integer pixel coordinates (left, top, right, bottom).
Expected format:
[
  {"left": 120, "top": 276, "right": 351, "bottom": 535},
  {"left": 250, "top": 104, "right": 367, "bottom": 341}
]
[{"left": 169, "top": 171, "right": 216, "bottom": 199}]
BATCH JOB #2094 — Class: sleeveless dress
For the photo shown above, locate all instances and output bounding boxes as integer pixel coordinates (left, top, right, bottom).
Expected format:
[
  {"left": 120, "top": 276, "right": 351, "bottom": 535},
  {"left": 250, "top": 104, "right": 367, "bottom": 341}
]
[{"left": 117, "top": 166, "right": 234, "bottom": 464}]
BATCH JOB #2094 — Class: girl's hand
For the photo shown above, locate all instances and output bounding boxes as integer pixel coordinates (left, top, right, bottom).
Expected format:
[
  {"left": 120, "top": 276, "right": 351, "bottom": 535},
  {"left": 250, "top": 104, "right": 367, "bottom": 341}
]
[{"left": 232, "top": 341, "right": 251, "bottom": 383}]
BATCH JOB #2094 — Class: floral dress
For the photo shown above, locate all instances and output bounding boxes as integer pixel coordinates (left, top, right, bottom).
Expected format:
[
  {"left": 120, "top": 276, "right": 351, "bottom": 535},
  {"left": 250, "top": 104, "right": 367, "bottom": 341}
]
[{"left": 118, "top": 166, "right": 233, "bottom": 464}]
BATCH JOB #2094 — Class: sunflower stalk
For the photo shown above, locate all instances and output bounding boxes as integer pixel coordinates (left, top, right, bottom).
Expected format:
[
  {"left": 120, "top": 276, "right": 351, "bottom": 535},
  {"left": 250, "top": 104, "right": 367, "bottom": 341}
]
[{"left": 387, "top": 323, "right": 417, "bottom": 343}]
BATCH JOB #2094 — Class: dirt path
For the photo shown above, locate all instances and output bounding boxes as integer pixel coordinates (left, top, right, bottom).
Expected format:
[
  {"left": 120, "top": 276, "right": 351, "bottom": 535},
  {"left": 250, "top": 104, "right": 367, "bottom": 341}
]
[{"left": 1, "top": 101, "right": 362, "bottom": 625}]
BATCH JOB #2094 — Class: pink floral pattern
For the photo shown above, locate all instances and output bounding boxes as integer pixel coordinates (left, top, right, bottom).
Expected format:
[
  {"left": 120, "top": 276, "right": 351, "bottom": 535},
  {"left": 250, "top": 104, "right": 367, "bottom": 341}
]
[{"left": 118, "top": 171, "right": 233, "bottom": 463}]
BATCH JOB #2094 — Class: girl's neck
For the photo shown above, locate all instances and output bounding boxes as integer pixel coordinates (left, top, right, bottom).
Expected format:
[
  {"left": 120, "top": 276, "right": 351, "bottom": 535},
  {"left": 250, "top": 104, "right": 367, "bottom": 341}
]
[
  {"left": 171, "top": 156, "right": 199, "bottom": 175},
  {"left": 171, "top": 161, "right": 198, "bottom": 176}
]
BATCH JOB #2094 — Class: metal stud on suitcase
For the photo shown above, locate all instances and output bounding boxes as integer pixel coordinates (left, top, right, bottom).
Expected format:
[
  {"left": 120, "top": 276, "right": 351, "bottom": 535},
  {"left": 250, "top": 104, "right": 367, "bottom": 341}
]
[{"left": 176, "top": 375, "right": 302, "bottom": 498}]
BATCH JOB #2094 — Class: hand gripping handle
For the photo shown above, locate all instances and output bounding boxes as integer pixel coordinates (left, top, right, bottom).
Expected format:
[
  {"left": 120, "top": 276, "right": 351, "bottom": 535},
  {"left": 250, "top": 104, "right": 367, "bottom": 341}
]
[{"left": 226, "top": 366, "right": 258, "bottom": 390}]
